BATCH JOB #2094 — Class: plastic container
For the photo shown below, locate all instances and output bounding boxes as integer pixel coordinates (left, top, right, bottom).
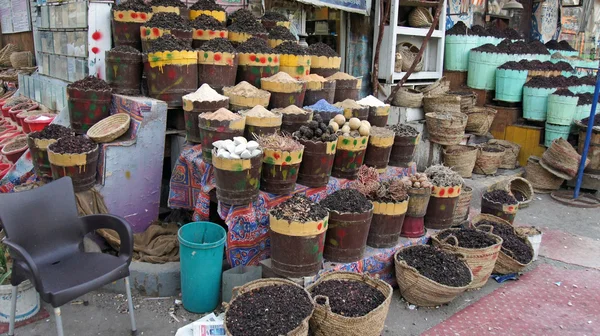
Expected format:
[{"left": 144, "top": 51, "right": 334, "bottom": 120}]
[
  {"left": 528, "top": 232, "right": 543, "bottom": 261},
  {"left": 24, "top": 114, "right": 55, "bottom": 133},
  {"left": 444, "top": 35, "right": 479, "bottom": 71},
  {"left": 221, "top": 265, "right": 262, "bottom": 303},
  {"left": 400, "top": 216, "right": 425, "bottom": 238},
  {"left": 178, "top": 221, "right": 226, "bottom": 313},
  {"left": 1, "top": 138, "right": 28, "bottom": 163},
  {"left": 0, "top": 280, "right": 40, "bottom": 323},
  {"left": 547, "top": 94, "right": 578, "bottom": 126},
  {"left": 523, "top": 86, "right": 556, "bottom": 121},
  {"left": 8, "top": 103, "right": 39, "bottom": 123},
  {"left": 545, "top": 123, "right": 570, "bottom": 147},
  {"left": 0, "top": 162, "right": 13, "bottom": 179},
  {"left": 467, "top": 51, "right": 506, "bottom": 90},
  {"left": 495, "top": 68, "right": 528, "bottom": 102}
]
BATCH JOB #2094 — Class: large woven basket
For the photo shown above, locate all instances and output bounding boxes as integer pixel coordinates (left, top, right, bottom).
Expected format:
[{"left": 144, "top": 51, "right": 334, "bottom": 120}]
[
  {"left": 408, "top": 7, "right": 433, "bottom": 28},
  {"left": 307, "top": 272, "right": 393, "bottom": 336},
  {"left": 423, "top": 91, "right": 476, "bottom": 114},
  {"left": 10, "top": 51, "right": 33, "bottom": 69},
  {"left": 443, "top": 145, "right": 478, "bottom": 178},
  {"left": 488, "top": 139, "right": 520, "bottom": 169},
  {"left": 425, "top": 112, "right": 468, "bottom": 145},
  {"left": 0, "top": 44, "right": 19, "bottom": 67},
  {"left": 541, "top": 138, "right": 589, "bottom": 180},
  {"left": 465, "top": 106, "right": 497, "bottom": 136},
  {"left": 524, "top": 156, "right": 564, "bottom": 192},
  {"left": 431, "top": 228, "right": 503, "bottom": 289},
  {"left": 397, "top": 42, "right": 423, "bottom": 72},
  {"left": 453, "top": 185, "right": 473, "bottom": 225},
  {"left": 473, "top": 145, "right": 505, "bottom": 175},
  {"left": 224, "top": 278, "right": 314, "bottom": 336},
  {"left": 394, "top": 246, "right": 473, "bottom": 307},
  {"left": 86, "top": 113, "right": 131, "bottom": 143},
  {"left": 392, "top": 87, "right": 423, "bottom": 108},
  {"left": 491, "top": 176, "right": 534, "bottom": 208},
  {"left": 471, "top": 214, "right": 534, "bottom": 274}
]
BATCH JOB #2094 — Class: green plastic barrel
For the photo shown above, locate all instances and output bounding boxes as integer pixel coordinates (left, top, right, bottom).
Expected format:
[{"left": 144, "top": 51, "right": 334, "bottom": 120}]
[
  {"left": 445, "top": 35, "right": 479, "bottom": 71},
  {"left": 547, "top": 94, "right": 578, "bottom": 125},
  {"left": 523, "top": 86, "right": 556, "bottom": 121},
  {"left": 467, "top": 51, "right": 505, "bottom": 90},
  {"left": 178, "top": 221, "right": 226, "bottom": 313},
  {"left": 495, "top": 68, "right": 528, "bottom": 102},
  {"left": 568, "top": 85, "right": 582, "bottom": 93},
  {"left": 580, "top": 85, "right": 595, "bottom": 93},
  {"left": 545, "top": 123, "right": 571, "bottom": 147}
]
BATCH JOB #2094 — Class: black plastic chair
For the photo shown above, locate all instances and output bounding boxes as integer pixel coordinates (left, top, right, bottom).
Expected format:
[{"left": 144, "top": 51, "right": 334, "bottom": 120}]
[{"left": 0, "top": 177, "right": 137, "bottom": 336}]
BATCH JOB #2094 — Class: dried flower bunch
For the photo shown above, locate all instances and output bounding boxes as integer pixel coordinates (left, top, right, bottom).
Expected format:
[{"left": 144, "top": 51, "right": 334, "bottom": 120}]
[{"left": 353, "top": 166, "right": 409, "bottom": 203}]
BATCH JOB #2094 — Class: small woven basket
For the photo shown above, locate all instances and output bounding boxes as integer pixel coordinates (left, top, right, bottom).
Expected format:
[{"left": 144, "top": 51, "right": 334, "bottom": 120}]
[
  {"left": 465, "top": 106, "right": 497, "bottom": 136},
  {"left": 524, "top": 156, "right": 564, "bottom": 192},
  {"left": 0, "top": 44, "right": 19, "bottom": 67},
  {"left": 392, "top": 87, "right": 423, "bottom": 108},
  {"left": 473, "top": 145, "right": 505, "bottom": 175},
  {"left": 224, "top": 278, "right": 314, "bottom": 336},
  {"left": 307, "top": 272, "right": 393, "bottom": 336},
  {"left": 425, "top": 112, "right": 468, "bottom": 145},
  {"left": 10, "top": 51, "right": 33, "bottom": 69},
  {"left": 443, "top": 145, "right": 478, "bottom": 178},
  {"left": 541, "top": 138, "right": 588, "bottom": 180},
  {"left": 423, "top": 91, "right": 476, "bottom": 114},
  {"left": 431, "top": 228, "right": 503, "bottom": 289},
  {"left": 421, "top": 78, "right": 450, "bottom": 96},
  {"left": 408, "top": 7, "right": 433, "bottom": 28},
  {"left": 471, "top": 214, "right": 534, "bottom": 274},
  {"left": 491, "top": 176, "right": 534, "bottom": 208},
  {"left": 394, "top": 246, "right": 473, "bottom": 306},
  {"left": 86, "top": 113, "right": 131, "bottom": 143},
  {"left": 397, "top": 42, "right": 424, "bottom": 72},
  {"left": 453, "top": 185, "right": 473, "bottom": 225},
  {"left": 488, "top": 139, "right": 520, "bottom": 169}
]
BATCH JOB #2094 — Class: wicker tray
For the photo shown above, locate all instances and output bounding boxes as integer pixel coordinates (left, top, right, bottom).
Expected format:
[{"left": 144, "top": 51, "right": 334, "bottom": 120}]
[{"left": 86, "top": 113, "right": 131, "bottom": 143}]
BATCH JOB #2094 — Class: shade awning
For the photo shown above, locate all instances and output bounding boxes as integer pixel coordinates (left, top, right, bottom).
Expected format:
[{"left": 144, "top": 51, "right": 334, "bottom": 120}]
[{"left": 298, "top": 0, "right": 372, "bottom": 15}]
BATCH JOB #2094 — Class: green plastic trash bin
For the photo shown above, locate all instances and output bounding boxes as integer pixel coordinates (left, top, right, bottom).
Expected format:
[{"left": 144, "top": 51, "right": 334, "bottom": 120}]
[{"left": 178, "top": 221, "right": 226, "bottom": 313}]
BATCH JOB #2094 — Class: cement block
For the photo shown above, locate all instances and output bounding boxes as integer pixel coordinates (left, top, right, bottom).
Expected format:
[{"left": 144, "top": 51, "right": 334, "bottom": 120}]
[
  {"left": 104, "top": 261, "right": 181, "bottom": 297},
  {"left": 566, "top": 173, "right": 600, "bottom": 191}
]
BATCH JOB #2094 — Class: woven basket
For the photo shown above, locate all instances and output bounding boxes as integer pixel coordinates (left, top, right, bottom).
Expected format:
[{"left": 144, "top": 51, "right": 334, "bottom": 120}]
[
  {"left": 524, "top": 156, "right": 564, "bottom": 191},
  {"left": 307, "top": 272, "right": 393, "bottom": 336},
  {"left": 425, "top": 112, "right": 468, "bottom": 145},
  {"left": 86, "top": 113, "right": 131, "bottom": 143},
  {"left": 408, "top": 7, "right": 433, "bottom": 28},
  {"left": 473, "top": 145, "right": 505, "bottom": 175},
  {"left": 453, "top": 185, "right": 473, "bottom": 225},
  {"left": 394, "top": 246, "right": 472, "bottom": 306},
  {"left": 224, "top": 278, "right": 314, "bottom": 336},
  {"left": 0, "top": 44, "right": 19, "bottom": 67},
  {"left": 471, "top": 214, "right": 534, "bottom": 274},
  {"left": 443, "top": 145, "right": 478, "bottom": 178},
  {"left": 465, "top": 106, "right": 497, "bottom": 136},
  {"left": 10, "top": 52, "right": 33, "bottom": 69},
  {"left": 397, "top": 42, "right": 423, "bottom": 72},
  {"left": 421, "top": 78, "right": 450, "bottom": 96},
  {"left": 394, "top": 52, "right": 403, "bottom": 73},
  {"left": 488, "top": 139, "right": 520, "bottom": 169},
  {"left": 392, "top": 88, "right": 423, "bottom": 108},
  {"left": 491, "top": 176, "right": 534, "bottom": 208},
  {"left": 431, "top": 228, "right": 503, "bottom": 289},
  {"left": 423, "top": 91, "right": 476, "bottom": 114},
  {"left": 541, "top": 138, "right": 589, "bottom": 180}
]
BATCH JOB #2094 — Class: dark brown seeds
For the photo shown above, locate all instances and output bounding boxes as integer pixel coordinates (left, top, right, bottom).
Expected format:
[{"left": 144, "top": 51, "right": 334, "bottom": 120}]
[
  {"left": 68, "top": 76, "right": 111, "bottom": 91},
  {"left": 311, "top": 280, "right": 385, "bottom": 317},
  {"left": 396, "top": 245, "right": 471, "bottom": 287},
  {"left": 49, "top": 136, "right": 97, "bottom": 154}
]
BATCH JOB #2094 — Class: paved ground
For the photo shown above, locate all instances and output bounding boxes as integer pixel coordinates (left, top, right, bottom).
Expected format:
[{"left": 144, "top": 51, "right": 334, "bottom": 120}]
[{"left": 11, "top": 193, "right": 600, "bottom": 336}]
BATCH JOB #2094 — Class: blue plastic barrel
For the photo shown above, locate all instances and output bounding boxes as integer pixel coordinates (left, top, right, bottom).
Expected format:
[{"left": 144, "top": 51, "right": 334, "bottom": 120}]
[{"left": 178, "top": 221, "right": 226, "bottom": 313}]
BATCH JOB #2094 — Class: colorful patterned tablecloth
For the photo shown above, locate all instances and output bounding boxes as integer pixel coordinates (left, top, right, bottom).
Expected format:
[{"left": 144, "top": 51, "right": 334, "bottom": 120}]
[{"left": 168, "top": 144, "right": 418, "bottom": 267}]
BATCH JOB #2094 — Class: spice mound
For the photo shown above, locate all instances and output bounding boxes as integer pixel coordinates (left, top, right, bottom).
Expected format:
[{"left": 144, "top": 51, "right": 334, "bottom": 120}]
[
  {"left": 199, "top": 38, "right": 236, "bottom": 53},
  {"left": 225, "top": 284, "right": 313, "bottom": 336},
  {"left": 49, "top": 135, "right": 97, "bottom": 154},
  {"left": 236, "top": 37, "right": 274, "bottom": 54},
  {"left": 308, "top": 42, "right": 338, "bottom": 57},
  {"left": 396, "top": 245, "right": 472, "bottom": 287},
  {"left": 114, "top": 0, "right": 151, "bottom": 12},
  {"left": 228, "top": 9, "right": 255, "bottom": 22},
  {"left": 577, "top": 93, "right": 593, "bottom": 106},
  {"left": 29, "top": 124, "right": 74, "bottom": 140},
  {"left": 2, "top": 96, "right": 30, "bottom": 108},
  {"left": 201, "top": 108, "right": 242, "bottom": 121},
  {"left": 213, "top": 136, "right": 261, "bottom": 159},
  {"left": 3, "top": 137, "right": 27, "bottom": 152},
  {"left": 262, "top": 71, "right": 299, "bottom": 84},
  {"left": 225, "top": 81, "right": 270, "bottom": 98},
  {"left": 183, "top": 84, "right": 228, "bottom": 102},
  {"left": 110, "top": 45, "right": 141, "bottom": 54},
  {"left": 388, "top": 124, "right": 418, "bottom": 137},
  {"left": 271, "top": 194, "right": 328, "bottom": 222},
  {"left": 320, "top": 188, "right": 372, "bottom": 213},
  {"left": 358, "top": 95, "right": 387, "bottom": 107},
  {"left": 150, "top": 0, "right": 187, "bottom": 8},
  {"left": 272, "top": 105, "right": 309, "bottom": 115},
  {"left": 190, "top": 0, "right": 225, "bottom": 11},
  {"left": 302, "top": 74, "right": 328, "bottom": 83},
  {"left": 327, "top": 72, "right": 356, "bottom": 80},
  {"left": 268, "top": 26, "right": 295, "bottom": 41},
  {"left": 228, "top": 15, "right": 267, "bottom": 34},
  {"left": 311, "top": 280, "right": 386, "bottom": 317},
  {"left": 144, "top": 12, "right": 191, "bottom": 30},
  {"left": 474, "top": 220, "right": 533, "bottom": 264},
  {"left": 552, "top": 89, "right": 576, "bottom": 97},
  {"left": 425, "top": 165, "right": 464, "bottom": 187},
  {"left": 334, "top": 99, "right": 363, "bottom": 110},
  {"left": 148, "top": 34, "right": 192, "bottom": 52},
  {"left": 446, "top": 21, "right": 471, "bottom": 36},
  {"left": 191, "top": 14, "right": 224, "bottom": 30},
  {"left": 437, "top": 229, "right": 498, "bottom": 249},
  {"left": 261, "top": 11, "right": 288, "bottom": 22},
  {"left": 304, "top": 99, "right": 342, "bottom": 113},
  {"left": 483, "top": 189, "right": 518, "bottom": 205},
  {"left": 273, "top": 41, "right": 307, "bottom": 55},
  {"left": 256, "top": 133, "right": 302, "bottom": 152},
  {"left": 472, "top": 43, "right": 499, "bottom": 53},
  {"left": 68, "top": 76, "right": 111, "bottom": 91},
  {"left": 242, "top": 105, "right": 278, "bottom": 118},
  {"left": 292, "top": 114, "right": 337, "bottom": 142}
]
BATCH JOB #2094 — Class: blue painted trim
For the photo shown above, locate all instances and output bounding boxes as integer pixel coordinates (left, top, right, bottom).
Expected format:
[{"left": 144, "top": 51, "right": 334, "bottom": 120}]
[{"left": 0, "top": 303, "right": 40, "bottom": 319}]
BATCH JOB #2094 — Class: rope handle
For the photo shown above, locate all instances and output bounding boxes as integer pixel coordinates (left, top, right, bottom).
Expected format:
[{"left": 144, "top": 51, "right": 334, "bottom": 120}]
[
  {"left": 477, "top": 224, "right": 495, "bottom": 234},
  {"left": 441, "top": 234, "right": 459, "bottom": 247}
]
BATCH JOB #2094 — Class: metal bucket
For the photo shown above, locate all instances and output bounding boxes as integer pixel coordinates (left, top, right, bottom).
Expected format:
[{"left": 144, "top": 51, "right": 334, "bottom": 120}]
[
  {"left": 323, "top": 205, "right": 374, "bottom": 262},
  {"left": 106, "top": 50, "right": 143, "bottom": 95},
  {"left": 296, "top": 139, "right": 337, "bottom": 188},
  {"left": 144, "top": 50, "right": 198, "bottom": 108}
]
